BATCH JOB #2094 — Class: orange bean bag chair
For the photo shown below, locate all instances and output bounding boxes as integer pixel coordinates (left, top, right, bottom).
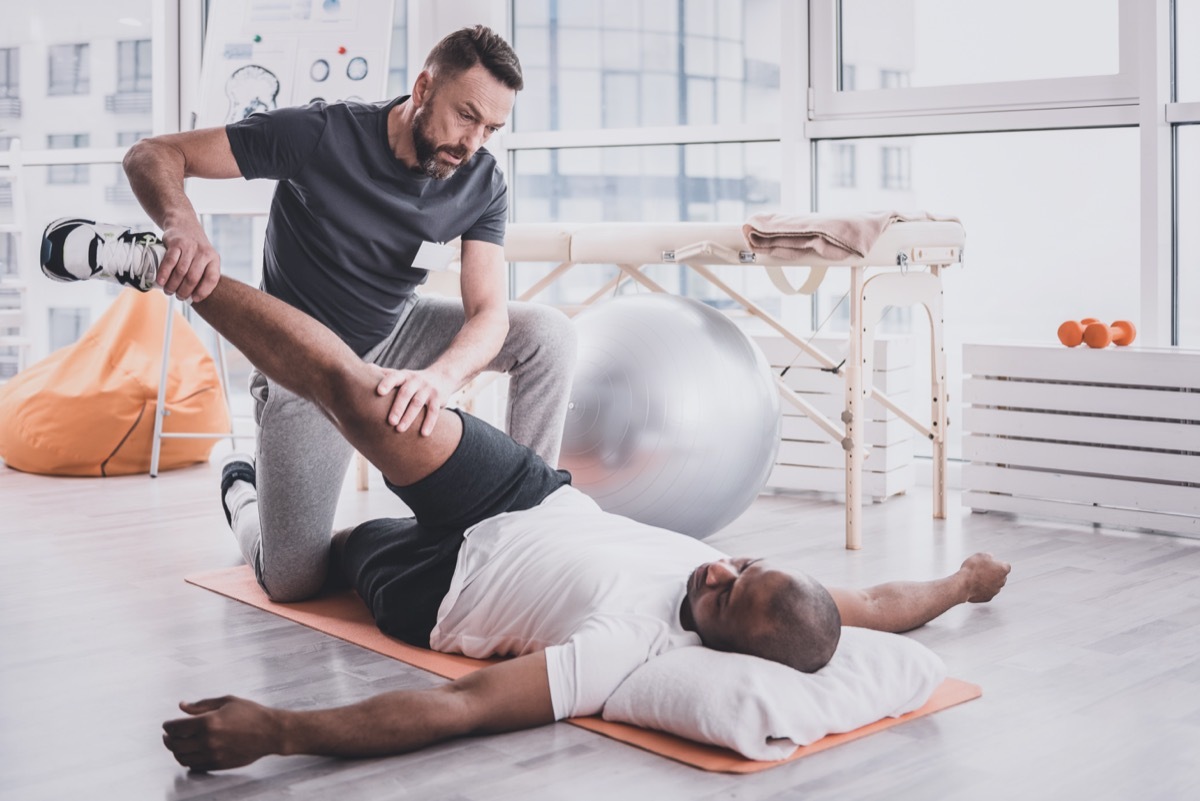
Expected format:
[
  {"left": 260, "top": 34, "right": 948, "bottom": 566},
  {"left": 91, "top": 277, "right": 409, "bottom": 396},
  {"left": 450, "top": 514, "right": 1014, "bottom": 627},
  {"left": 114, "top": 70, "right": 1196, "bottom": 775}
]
[{"left": 0, "top": 289, "right": 230, "bottom": 476}]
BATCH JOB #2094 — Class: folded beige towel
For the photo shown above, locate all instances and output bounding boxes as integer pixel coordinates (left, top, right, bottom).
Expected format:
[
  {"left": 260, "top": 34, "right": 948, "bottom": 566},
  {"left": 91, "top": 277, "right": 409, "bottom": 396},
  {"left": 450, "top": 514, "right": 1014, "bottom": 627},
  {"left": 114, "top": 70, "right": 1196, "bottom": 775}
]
[{"left": 743, "top": 211, "right": 958, "bottom": 262}]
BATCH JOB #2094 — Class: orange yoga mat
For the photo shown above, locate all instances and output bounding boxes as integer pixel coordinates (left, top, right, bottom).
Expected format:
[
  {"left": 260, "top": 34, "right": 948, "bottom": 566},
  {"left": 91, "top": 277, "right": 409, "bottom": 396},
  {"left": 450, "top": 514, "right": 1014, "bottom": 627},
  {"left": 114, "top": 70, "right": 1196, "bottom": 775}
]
[{"left": 187, "top": 565, "right": 982, "bottom": 774}]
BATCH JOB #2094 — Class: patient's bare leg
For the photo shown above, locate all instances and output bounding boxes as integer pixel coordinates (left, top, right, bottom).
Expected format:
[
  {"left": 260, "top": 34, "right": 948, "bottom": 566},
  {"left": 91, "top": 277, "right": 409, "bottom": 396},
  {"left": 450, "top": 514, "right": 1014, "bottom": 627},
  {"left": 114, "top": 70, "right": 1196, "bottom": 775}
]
[
  {"left": 192, "top": 276, "right": 460, "bottom": 488},
  {"left": 827, "top": 553, "right": 1011, "bottom": 633}
]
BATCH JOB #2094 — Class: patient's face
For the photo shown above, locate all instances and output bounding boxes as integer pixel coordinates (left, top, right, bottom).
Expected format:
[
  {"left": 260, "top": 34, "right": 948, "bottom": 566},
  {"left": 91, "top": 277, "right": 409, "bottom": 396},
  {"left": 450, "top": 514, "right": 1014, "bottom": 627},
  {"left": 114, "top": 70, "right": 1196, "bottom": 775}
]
[{"left": 681, "top": 557, "right": 795, "bottom": 652}]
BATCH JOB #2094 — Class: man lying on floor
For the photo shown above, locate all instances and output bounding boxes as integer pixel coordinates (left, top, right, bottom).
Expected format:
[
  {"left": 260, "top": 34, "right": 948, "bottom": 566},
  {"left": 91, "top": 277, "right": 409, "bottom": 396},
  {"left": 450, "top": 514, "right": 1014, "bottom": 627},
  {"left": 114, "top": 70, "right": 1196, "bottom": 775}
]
[{"left": 42, "top": 221, "right": 1011, "bottom": 772}]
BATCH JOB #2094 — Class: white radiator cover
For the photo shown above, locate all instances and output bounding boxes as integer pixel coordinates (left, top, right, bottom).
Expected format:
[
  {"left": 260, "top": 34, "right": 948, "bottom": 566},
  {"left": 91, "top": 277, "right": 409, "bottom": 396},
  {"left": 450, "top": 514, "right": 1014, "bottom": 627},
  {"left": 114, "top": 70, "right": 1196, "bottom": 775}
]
[{"left": 962, "top": 343, "right": 1200, "bottom": 537}]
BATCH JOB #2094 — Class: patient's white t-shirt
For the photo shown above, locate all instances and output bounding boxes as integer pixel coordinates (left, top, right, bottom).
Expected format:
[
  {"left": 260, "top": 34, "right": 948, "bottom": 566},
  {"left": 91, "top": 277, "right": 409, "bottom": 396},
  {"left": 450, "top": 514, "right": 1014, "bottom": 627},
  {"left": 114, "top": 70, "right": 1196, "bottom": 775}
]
[{"left": 428, "top": 485, "right": 724, "bottom": 719}]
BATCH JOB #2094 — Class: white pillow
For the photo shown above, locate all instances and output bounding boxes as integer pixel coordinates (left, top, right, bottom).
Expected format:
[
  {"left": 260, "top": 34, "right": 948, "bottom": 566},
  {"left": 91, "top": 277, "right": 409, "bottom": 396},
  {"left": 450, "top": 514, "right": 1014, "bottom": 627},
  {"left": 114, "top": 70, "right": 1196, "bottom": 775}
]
[{"left": 601, "top": 626, "right": 946, "bottom": 761}]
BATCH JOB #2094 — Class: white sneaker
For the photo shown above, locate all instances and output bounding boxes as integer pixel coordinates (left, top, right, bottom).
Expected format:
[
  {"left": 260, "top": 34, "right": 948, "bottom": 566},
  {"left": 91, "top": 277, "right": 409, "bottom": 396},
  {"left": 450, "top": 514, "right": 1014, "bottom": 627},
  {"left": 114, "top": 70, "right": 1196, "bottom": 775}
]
[{"left": 40, "top": 217, "right": 164, "bottom": 292}]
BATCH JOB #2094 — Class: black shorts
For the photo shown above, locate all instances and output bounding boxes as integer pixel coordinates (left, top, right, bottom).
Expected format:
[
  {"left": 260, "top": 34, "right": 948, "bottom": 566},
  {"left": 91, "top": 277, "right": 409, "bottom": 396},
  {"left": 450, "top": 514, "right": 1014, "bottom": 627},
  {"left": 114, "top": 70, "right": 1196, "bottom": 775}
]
[{"left": 341, "top": 410, "right": 571, "bottom": 647}]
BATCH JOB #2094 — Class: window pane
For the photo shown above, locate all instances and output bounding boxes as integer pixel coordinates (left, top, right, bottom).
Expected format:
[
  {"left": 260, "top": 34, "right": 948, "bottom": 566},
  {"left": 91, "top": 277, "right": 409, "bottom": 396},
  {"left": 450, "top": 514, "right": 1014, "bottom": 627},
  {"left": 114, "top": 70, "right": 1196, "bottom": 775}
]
[
  {"left": 46, "top": 133, "right": 90, "bottom": 184},
  {"left": 816, "top": 128, "right": 1140, "bottom": 459},
  {"left": 48, "top": 307, "right": 91, "bottom": 351},
  {"left": 1179, "top": 0, "right": 1200, "bottom": 102},
  {"left": 386, "top": 0, "right": 408, "bottom": 97},
  {"left": 511, "top": 142, "right": 785, "bottom": 313},
  {"left": 840, "top": 0, "right": 1119, "bottom": 90},
  {"left": 512, "top": 0, "right": 780, "bottom": 131},
  {"left": 3, "top": 3, "right": 154, "bottom": 153},
  {"left": 48, "top": 43, "right": 92, "bottom": 96},
  {"left": 1179, "top": 125, "right": 1200, "bottom": 347},
  {"left": 0, "top": 48, "right": 19, "bottom": 99}
]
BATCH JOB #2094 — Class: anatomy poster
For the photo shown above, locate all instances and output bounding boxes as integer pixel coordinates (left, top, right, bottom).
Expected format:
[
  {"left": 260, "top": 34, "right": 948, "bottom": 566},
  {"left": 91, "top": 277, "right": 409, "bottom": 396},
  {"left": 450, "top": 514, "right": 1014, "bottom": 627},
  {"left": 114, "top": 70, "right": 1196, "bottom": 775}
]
[{"left": 191, "top": 0, "right": 393, "bottom": 212}]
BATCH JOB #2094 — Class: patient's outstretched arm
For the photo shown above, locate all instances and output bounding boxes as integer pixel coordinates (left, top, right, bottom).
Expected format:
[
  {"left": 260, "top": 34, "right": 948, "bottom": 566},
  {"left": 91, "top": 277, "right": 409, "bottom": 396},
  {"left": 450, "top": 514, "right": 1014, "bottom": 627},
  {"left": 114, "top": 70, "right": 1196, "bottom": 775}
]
[{"left": 827, "top": 553, "right": 1010, "bottom": 633}]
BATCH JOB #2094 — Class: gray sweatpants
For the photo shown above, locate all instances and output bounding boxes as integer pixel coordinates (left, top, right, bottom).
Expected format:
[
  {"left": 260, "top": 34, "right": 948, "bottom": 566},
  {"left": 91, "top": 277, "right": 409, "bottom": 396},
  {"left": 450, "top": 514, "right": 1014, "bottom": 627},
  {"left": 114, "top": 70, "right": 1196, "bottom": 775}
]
[{"left": 227, "top": 294, "right": 577, "bottom": 602}]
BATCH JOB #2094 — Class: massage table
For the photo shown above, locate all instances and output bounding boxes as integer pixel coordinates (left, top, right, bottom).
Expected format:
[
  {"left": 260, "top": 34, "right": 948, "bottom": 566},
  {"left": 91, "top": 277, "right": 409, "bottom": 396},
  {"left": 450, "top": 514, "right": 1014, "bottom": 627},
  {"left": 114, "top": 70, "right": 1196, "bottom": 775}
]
[{"left": 499, "top": 220, "right": 966, "bottom": 550}]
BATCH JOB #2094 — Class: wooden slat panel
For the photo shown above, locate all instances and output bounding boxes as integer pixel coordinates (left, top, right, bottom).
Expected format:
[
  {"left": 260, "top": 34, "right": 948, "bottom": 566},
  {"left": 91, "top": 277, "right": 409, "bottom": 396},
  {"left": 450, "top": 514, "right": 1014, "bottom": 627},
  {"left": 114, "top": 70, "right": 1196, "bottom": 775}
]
[
  {"left": 767, "top": 463, "right": 914, "bottom": 499},
  {"left": 963, "top": 436, "right": 1199, "bottom": 484},
  {"left": 781, "top": 414, "right": 906, "bottom": 446},
  {"left": 754, "top": 334, "right": 913, "bottom": 371},
  {"left": 963, "top": 464, "right": 1200, "bottom": 517},
  {"left": 780, "top": 365, "right": 911, "bottom": 395},
  {"left": 962, "top": 407, "right": 1200, "bottom": 452},
  {"left": 964, "top": 343, "right": 1200, "bottom": 390},
  {"left": 777, "top": 439, "right": 914, "bottom": 472},
  {"left": 964, "top": 377, "right": 1200, "bottom": 421},
  {"left": 963, "top": 491, "right": 1200, "bottom": 537}
]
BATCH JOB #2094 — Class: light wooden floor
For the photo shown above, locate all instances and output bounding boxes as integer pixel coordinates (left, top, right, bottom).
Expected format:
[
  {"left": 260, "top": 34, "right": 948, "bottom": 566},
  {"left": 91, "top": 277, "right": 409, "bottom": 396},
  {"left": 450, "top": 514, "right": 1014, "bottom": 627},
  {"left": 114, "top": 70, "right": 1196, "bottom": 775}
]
[{"left": 2, "top": 457, "right": 1199, "bottom": 801}]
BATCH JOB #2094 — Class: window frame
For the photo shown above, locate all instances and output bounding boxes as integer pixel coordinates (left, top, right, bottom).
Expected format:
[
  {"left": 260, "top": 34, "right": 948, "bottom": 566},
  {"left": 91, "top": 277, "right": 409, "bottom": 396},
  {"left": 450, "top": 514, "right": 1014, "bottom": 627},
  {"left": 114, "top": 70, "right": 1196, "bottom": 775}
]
[{"left": 809, "top": 0, "right": 1139, "bottom": 129}]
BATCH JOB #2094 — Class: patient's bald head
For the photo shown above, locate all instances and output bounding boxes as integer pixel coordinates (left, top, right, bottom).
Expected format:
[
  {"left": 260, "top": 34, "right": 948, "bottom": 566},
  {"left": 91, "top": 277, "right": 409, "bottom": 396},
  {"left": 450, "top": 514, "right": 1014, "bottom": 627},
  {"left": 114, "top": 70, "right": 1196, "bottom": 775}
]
[{"left": 681, "top": 558, "right": 841, "bottom": 673}]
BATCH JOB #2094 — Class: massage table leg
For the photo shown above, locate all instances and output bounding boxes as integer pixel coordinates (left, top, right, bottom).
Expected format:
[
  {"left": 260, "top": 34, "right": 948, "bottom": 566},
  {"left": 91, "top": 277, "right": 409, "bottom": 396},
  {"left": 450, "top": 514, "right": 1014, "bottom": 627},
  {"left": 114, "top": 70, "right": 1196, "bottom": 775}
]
[
  {"left": 860, "top": 269, "right": 950, "bottom": 529},
  {"left": 845, "top": 268, "right": 867, "bottom": 549}
]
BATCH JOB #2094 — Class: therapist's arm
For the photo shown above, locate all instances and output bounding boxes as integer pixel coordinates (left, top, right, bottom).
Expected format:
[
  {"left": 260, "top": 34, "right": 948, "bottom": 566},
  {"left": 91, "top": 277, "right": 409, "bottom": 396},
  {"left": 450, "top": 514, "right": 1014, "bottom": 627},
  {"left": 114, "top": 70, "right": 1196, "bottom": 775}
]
[{"left": 375, "top": 238, "right": 510, "bottom": 435}]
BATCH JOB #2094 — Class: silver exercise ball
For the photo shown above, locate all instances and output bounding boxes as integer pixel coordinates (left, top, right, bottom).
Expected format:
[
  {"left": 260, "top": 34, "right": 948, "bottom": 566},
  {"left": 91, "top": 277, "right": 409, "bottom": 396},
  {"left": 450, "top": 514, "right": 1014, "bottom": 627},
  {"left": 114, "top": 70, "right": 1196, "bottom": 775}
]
[{"left": 560, "top": 294, "right": 781, "bottom": 539}]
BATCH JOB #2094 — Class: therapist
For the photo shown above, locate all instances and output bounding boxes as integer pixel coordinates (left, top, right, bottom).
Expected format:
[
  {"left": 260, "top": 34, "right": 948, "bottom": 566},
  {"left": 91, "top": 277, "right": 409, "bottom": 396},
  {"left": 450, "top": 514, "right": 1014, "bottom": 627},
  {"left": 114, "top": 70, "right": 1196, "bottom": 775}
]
[{"left": 121, "top": 24, "right": 576, "bottom": 603}]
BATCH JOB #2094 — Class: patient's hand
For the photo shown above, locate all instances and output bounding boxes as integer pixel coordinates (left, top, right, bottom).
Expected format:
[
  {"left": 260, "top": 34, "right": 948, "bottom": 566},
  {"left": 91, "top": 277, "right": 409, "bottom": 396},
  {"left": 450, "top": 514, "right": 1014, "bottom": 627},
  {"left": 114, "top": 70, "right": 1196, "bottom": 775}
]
[
  {"left": 162, "top": 696, "right": 283, "bottom": 772},
  {"left": 960, "top": 553, "right": 1011, "bottom": 603}
]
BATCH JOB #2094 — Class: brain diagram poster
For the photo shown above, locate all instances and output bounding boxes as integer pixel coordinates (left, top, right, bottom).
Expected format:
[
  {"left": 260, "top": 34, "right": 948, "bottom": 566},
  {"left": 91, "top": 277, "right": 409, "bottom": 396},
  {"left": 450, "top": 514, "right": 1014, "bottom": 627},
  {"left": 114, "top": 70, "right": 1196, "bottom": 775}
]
[{"left": 191, "top": 0, "right": 394, "bottom": 212}]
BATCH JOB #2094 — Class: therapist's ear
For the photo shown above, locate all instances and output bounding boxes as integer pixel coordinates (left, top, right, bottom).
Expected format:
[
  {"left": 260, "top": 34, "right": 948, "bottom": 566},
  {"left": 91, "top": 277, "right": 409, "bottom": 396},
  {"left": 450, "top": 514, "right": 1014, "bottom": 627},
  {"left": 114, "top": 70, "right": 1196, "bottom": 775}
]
[{"left": 412, "top": 70, "right": 433, "bottom": 105}]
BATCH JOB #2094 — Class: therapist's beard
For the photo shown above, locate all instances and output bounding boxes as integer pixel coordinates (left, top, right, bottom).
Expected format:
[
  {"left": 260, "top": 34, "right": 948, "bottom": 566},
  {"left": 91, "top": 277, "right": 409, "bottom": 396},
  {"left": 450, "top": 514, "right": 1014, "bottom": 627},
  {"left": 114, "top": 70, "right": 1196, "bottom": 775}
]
[{"left": 412, "top": 106, "right": 470, "bottom": 180}]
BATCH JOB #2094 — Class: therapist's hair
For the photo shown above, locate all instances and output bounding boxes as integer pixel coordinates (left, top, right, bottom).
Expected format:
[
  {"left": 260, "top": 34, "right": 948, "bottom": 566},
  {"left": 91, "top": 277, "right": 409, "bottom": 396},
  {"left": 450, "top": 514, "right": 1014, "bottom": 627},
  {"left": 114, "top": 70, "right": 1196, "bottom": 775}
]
[{"left": 425, "top": 25, "right": 524, "bottom": 91}]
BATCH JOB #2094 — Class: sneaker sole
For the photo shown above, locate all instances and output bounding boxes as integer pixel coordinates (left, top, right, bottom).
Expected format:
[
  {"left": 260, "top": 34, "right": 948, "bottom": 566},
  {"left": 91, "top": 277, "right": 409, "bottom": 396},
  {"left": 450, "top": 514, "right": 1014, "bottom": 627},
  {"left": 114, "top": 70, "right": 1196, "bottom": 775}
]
[{"left": 40, "top": 216, "right": 99, "bottom": 283}]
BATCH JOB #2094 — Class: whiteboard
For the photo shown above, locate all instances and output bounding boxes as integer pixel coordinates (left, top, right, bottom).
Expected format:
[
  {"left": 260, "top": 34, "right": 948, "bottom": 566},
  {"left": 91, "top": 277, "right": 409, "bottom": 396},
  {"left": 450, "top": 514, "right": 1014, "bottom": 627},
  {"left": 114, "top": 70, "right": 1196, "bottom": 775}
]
[{"left": 189, "top": 0, "right": 395, "bottom": 214}]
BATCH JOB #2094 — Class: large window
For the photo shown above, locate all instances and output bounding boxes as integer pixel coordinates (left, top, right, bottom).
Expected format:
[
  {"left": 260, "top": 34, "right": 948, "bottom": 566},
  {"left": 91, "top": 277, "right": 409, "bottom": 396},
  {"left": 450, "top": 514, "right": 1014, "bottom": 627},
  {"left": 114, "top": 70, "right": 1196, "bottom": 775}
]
[
  {"left": 841, "top": 0, "right": 1119, "bottom": 90},
  {"left": 512, "top": 0, "right": 780, "bottom": 131},
  {"left": 0, "top": 2, "right": 156, "bottom": 371},
  {"left": 515, "top": 142, "right": 778, "bottom": 224},
  {"left": 812, "top": 0, "right": 1135, "bottom": 122},
  {"left": 816, "top": 127, "right": 1140, "bottom": 458},
  {"left": 512, "top": 141, "right": 781, "bottom": 308},
  {"left": 48, "top": 43, "right": 90, "bottom": 96}
]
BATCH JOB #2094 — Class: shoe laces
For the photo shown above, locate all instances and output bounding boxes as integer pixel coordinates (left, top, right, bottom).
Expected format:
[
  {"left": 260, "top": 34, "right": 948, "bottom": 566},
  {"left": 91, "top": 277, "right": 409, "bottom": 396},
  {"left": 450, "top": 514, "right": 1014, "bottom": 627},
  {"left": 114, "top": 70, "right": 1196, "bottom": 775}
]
[{"left": 99, "top": 231, "right": 162, "bottom": 285}]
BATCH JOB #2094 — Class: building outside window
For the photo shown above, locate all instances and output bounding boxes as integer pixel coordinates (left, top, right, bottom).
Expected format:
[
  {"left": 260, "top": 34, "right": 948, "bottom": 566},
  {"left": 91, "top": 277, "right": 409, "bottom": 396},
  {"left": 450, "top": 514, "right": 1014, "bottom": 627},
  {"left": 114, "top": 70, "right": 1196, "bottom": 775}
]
[
  {"left": 386, "top": 0, "right": 408, "bottom": 98},
  {"left": 47, "top": 307, "right": 90, "bottom": 351},
  {"left": 841, "top": 62, "right": 856, "bottom": 91},
  {"left": 880, "top": 68, "right": 910, "bottom": 88},
  {"left": 1, "top": 233, "right": 16, "bottom": 277},
  {"left": 0, "top": 48, "right": 18, "bottom": 97},
  {"left": 47, "top": 133, "right": 89, "bottom": 184},
  {"left": 116, "top": 40, "right": 151, "bottom": 93},
  {"left": 832, "top": 143, "right": 856, "bottom": 188},
  {"left": 48, "top": 43, "right": 90, "bottom": 96},
  {"left": 881, "top": 145, "right": 911, "bottom": 190}
]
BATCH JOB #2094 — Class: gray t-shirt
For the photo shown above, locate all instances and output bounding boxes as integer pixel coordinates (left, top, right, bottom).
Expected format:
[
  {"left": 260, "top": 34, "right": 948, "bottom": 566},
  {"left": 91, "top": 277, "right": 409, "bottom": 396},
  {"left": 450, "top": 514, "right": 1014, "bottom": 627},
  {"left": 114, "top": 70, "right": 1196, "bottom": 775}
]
[{"left": 226, "top": 97, "right": 508, "bottom": 354}]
